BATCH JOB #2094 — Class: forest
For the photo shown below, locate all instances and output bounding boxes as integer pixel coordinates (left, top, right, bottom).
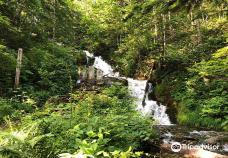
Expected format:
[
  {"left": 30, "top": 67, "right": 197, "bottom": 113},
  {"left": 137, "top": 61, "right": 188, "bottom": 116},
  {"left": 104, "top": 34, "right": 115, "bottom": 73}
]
[{"left": 0, "top": 0, "right": 227, "bottom": 157}]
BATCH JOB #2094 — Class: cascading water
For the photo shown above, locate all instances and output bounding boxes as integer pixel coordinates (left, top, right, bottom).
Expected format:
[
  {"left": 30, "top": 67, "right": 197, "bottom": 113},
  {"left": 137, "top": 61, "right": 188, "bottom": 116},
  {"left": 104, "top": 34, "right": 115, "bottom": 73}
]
[
  {"left": 86, "top": 57, "right": 89, "bottom": 65},
  {"left": 84, "top": 51, "right": 171, "bottom": 125},
  {"left": 145, "top": 83, "right": 171, "bottom": 125},
  {"left": 84, "top": 51, "right": 228, "bottom": 155}
]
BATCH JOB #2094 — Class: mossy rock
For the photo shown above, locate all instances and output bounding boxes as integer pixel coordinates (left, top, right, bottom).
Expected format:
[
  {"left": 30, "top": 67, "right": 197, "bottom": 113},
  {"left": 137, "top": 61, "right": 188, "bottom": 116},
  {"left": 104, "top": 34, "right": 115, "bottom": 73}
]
[
  {"left": 173, "top": 134, "right": 183, "bottom": 140},
  {"left": 166, "top": 103, "right": 178, "bottom": 124},
  {"left": 77, "top": 55, "right": 87, "bottom": 64},
  {"left": 148, "top": 91, "right": 157, "bottom": 100},
  {"left": 88, "top": 57, "right": 95, "bottom": 66},
  {"left": 221, "top": 136, "right": 228, "bottom": 143}
]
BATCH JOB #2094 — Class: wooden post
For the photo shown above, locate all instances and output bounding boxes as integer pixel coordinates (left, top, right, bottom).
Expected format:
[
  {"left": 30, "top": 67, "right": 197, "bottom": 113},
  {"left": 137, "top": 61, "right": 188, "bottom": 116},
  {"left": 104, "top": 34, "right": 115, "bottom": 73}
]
[
  {"left": 14, "top": 48, "right": 23, "bottom": 89},
  {"left": 96, "top": 69, "right": 103, "bottom": 83},
  {"left": 88, "top": 66, "right": 95, "bottom": 84},
  {"left": 81, "top": 69, "right": 87, "bottom": 82},
  {"left": 163, "top": 14, "right": 166, "bottom": 55}
]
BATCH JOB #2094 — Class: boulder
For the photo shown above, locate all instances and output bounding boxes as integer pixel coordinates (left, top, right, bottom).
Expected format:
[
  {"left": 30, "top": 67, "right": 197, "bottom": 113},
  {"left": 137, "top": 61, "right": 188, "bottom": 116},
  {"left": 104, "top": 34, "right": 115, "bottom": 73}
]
[{"left": 205, "top": 136, "right": 221, "bottom": 145}]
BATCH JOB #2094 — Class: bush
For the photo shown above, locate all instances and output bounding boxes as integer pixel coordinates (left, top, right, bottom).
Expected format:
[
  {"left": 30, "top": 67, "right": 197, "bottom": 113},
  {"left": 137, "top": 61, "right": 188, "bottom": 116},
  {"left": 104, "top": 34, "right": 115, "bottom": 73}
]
[
  {"left": 0, "top": 45, "right": 16, "bottom": 95},
  {"left": 0, "top": 84, "right": 157, "bottom": 157}
]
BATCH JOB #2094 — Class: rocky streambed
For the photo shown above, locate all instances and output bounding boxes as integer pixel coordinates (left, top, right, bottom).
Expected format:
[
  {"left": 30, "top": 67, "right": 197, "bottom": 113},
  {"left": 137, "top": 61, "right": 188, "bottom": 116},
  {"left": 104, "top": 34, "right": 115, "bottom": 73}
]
[{"left": 153, "top": 124, "right": 228, "bottom": 157}]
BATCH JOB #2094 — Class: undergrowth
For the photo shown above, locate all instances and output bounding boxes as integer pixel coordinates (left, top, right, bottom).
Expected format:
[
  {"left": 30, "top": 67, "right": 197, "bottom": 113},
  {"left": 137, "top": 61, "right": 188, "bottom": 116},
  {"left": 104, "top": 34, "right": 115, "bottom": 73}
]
[{"left": 0, "top": 83, "right": 157, "bottom": 158}]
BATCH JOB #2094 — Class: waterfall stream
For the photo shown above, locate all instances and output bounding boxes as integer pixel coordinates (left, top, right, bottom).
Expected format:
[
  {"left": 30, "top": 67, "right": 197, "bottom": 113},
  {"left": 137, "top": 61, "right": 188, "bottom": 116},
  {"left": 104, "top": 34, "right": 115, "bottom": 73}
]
[
  {"left": 84, "top": 51, "right": 228, "bottom": 155},
  {"left": 84, "top": 51, "right": 171, "bottom": 125}
]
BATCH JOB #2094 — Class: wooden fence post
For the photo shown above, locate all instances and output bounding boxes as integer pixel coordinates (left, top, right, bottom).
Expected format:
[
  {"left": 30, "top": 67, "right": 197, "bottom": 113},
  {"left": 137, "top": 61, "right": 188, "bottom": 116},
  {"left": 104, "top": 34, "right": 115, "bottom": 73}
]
[
  {"left": 14, "top": 48, "right": 23, "bottom": 89},
  {"left": 81, "top": 69, "right": 87, "bottom": 82},
  {"left": 96, "top": 69, "right": 103, "bottom": 83},
  {"left": 88, "top": 66, "right": 95, "bottom": 84}
]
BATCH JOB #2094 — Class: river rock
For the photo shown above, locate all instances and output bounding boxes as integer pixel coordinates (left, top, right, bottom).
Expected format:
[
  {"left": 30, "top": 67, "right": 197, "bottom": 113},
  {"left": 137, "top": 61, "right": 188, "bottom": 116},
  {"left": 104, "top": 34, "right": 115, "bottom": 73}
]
[
  {"left": 205, "top": 136, "right": 221, "bottom": 144},
  {"left": 173, "top": 134, "right": 183, "bottom": 140},
  {"left": 183, "top": 136, "right": 197, "bottom": 141},
  {"left": 161, "top": 143, "right": 228, "bottom": 158}
]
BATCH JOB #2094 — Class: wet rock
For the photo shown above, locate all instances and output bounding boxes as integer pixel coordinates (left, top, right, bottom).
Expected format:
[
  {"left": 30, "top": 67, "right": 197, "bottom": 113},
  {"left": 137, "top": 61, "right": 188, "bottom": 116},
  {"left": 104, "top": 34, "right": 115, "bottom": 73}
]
[
  {"left": 205, "top": 136, "right": 221, "bottom": 144},
  {"left": 166, "top": 103, "right": 178, "bottom": 124},
  {"left": 161, "top": 143, "right": 228, "bottom": 158},
  {"left": 221, "top": 136, "right": 228, "bottom": 143},
  {"left": 88, "top": 56, "right": 95, "bottom": 66},
  {"left": 183, "top": 136, "right": 197, "bottom": 141},
  {"left": 160, "top": 135, "right": 168, "bottom": 139},
  {"left": 173, "top": 134, "right": 184, "bottom": 140},
  {"left": 148, "top": 91, "right": 156, "bottom": 100}
]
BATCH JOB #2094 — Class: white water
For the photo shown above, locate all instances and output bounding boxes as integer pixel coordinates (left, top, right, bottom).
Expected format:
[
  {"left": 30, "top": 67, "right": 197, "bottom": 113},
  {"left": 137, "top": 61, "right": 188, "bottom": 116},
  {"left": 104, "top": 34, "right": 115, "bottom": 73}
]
[
  {"left": 84, "top": 51, "right": 171, "bottom": 125},
  {"left": 145, "top": 83, "right": 171, "bottom": 125},
  {"left": 76, "top": 79, "right": 81, "bottom": 84},
  {"left": 86, "top": 57, "right": 89, "bottom": 65}
]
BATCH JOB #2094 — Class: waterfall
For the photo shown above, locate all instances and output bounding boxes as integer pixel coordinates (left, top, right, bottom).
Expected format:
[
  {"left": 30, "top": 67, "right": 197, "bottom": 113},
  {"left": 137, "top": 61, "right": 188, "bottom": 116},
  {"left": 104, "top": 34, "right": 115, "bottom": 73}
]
[
  {"left": 84, "top": 51, "right": 119, "bottom": 77},
  {"left": 76, "top": 79, "right": 81, "bottom": 84},
  {"left": 84, "top": 51, "right": 171, "bottom": 125},
  {"left": 86, "top": 57, "right": 89, "bottom": 65},
  {"left": 144, "top": 83, "right": 171, "bottom": 125}
]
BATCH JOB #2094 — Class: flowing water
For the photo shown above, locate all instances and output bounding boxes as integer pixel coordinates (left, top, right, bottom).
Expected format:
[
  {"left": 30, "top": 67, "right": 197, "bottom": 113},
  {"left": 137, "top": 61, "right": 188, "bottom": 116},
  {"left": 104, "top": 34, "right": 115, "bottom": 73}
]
[
  {"left": 84, "top": 51, "right": 228, "bottom": 156},
  {"left": 84, "top": 51, "right": 171, "bottom": 125}
]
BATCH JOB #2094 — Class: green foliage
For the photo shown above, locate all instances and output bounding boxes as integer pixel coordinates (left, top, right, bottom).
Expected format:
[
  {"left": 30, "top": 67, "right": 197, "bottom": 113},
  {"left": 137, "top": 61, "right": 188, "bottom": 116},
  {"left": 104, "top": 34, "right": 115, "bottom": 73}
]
[
  {"left": 177, "top": 103, "right": 223, "bottom": 129},
  {"left": 103, "top": 82, "right": 128, "bottom": 98},
  {"left": 37, "top": 43, "right": 79, "bottom": 93},
  {"left": 0, "top": 93, "right": 36, "bottom": 122},
  {"left": 0, "top": 0, "right": 83, "bottom": 101},
  {"left": 0, "top": 46, "right": 16, "bottom": 94},
  {"left": 190, "top": 46, "right": 228, "bottom": 80},
  {"left": 0, "top": 84, "right": 157, "bottom": 157},
  {"left": 59, "top": 146, "right": 146, "bottom": 158},
  {"left": 0, "top": 1, "right": 227, "bottom": 157},
  {"left": 0, "top": 119, "right": 53, "bottom": 158}
]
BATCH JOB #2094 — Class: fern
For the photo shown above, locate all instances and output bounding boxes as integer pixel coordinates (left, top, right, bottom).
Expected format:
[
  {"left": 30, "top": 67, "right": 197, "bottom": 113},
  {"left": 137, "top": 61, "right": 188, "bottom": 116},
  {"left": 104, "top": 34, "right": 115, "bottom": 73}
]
[{"left": 0, "top": 120, "right": 53, "bottom": 158}]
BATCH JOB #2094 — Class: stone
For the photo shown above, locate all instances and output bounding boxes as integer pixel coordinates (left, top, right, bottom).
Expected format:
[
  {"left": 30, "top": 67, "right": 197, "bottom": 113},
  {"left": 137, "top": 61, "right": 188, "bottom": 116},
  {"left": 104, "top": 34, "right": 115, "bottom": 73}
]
[
  {"left": 96, "top": 69, "right": 103, "bottom": 83},
  {"left": 81, "top": 69, "right": 87, "bottom": 82},
  {"left": 88, "top": 66, "right": 95, "bottom": 84},
  {"left": 205, "top": 136, "right": 220, "bottom": 145},
  {"left": 161, "top": 143, "right": 228, "bottom": 158}
]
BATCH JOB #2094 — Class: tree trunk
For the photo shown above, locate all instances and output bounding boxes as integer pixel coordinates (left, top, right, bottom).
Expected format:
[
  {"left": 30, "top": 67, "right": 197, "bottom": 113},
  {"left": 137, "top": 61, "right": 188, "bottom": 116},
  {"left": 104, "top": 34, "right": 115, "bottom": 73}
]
[
  {"left": 154, "top": 10, "right": 157, "bottom": 44},
  {"left": 14, "top": 48, "right": 23, "bottom": 89},
  {"left": 169, "top": 11, "right": 173, "bottom": 40},
  {"left": 202, "top": 13, "right": 206, "bottom": 25},
  {"left": 196, "top": 18, "right": 202, "bottom": 44},
  {"left": 53, "top": 0, "right": 56, "bottom": 41},
  {"left": 190, "top": 12, "right": 194, "bottom": 26},
  {"left": 163, "top": 14, "right": 166, "bottom": 55},
  {"left": 218, "top": 5, "right": 221, "bottom": 20}
]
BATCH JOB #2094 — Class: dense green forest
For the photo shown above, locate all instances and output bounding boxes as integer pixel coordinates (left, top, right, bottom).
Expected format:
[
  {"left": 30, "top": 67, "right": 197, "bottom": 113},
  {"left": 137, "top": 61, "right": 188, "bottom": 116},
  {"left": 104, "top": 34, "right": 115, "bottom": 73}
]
[{"left": 0, "top": 0, "right": 228, "bottom": 157}]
